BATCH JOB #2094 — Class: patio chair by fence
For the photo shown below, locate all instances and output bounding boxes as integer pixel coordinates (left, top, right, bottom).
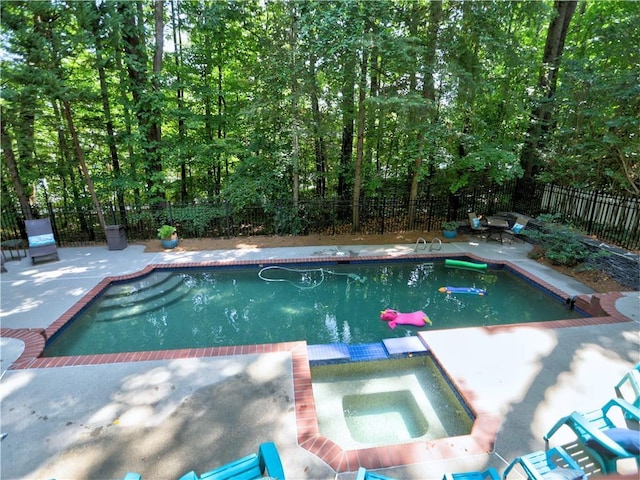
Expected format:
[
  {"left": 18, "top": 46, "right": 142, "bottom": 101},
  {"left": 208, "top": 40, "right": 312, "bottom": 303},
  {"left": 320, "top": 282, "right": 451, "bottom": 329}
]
[
  {"left": 25, "top": 218, "right": 59, "bottom": 265},
  {"left": 468, "top": 212, "right": 489, "bottom": 237},
  {"left": 503, "top": 216, "right": 529, "bottom": 243}
]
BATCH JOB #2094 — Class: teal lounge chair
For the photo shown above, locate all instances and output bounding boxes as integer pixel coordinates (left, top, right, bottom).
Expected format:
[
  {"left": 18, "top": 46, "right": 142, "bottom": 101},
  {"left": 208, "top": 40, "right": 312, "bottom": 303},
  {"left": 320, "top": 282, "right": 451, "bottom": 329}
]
[
  {"left": 615, "top": 364, "right": 640, "bottom": 409},
  {"left": 356, "top": 467, "right": 398, "bottom": 480},
  {"left": 502, "top": 447, "right": 585, "bottom": 480},
  {"left": 544, "top": 398, "right": 640, "bottom": 474},
  {"left": 178, "top": 442, "right": 285, "bottom": 480},
  {"left": 442, "top": 467, "right": 500, "bottom": 480}
]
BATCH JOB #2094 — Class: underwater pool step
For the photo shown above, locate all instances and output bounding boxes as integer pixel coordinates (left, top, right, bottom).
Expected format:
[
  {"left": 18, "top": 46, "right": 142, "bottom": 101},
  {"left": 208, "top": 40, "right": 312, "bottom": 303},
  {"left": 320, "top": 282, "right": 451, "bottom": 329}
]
[
  {"left": 308, "top": 337, "right": 429, "bottom": 365},
  {"left": 94, "top": 282, "right": 191, "bottom": 322},
  {"left": 98, "top": 274, "right": 185, "bottom": 310},
  {"left": 101, "top": 272, "right": 177, "bottom": 299}
]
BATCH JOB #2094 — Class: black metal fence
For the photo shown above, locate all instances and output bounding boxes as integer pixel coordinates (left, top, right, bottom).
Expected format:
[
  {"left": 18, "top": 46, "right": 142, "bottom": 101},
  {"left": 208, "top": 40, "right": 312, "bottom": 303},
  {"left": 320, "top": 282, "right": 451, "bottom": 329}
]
[
  {"left": 540, "top": 184, "right": 640, "bottom": 252},
  {"left": 2, "top": 180, "right": 638, "bottom": 251}
]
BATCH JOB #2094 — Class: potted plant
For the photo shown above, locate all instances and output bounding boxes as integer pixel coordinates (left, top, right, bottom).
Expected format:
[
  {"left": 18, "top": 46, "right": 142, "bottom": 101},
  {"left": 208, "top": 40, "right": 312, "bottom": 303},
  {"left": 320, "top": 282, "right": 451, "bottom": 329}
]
[
  {"left": 441, "top": 220, "right": 458, "bottom": 239},
  {"left": 157, "top": 224, "right": 178, "bottom": 249}
]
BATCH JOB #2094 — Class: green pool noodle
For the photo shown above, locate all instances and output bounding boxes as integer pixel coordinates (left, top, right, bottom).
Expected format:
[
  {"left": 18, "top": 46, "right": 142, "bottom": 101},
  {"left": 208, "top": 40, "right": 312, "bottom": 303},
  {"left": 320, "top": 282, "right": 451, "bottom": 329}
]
[{"left": 445, "top": 259, "right": 488, "bottom": 270}]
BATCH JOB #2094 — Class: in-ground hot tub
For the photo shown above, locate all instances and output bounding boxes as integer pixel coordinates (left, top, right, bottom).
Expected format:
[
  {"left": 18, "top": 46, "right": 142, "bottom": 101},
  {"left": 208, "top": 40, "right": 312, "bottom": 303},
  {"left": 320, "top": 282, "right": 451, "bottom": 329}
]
[{"left": 311, "top": 355, "right": 474, "bottom": 449}]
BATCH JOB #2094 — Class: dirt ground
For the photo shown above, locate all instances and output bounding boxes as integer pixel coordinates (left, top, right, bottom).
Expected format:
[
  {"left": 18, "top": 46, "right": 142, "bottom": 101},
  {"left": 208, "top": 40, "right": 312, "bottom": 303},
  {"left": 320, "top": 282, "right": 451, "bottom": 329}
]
[{"left": 142, "top": 231, "right": 627, "bottom": 294}]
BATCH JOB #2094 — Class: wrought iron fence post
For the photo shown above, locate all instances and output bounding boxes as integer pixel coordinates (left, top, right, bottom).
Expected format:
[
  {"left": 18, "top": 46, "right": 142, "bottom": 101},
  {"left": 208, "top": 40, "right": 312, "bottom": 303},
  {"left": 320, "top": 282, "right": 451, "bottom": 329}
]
[
  {"left": 587, "top": 189, "right": 599, "bottom": 235},
  {"left": 109, "top": 202, "right": 117, "bottom": 225},
  {"left": 380, "top": 197, "right": 385, "bottom": 235},
  {"left": 47, "top": 202, "right": 61, "bottom": 245},
  {"left": 331, "top": 201, "right": 336, "bottom": 236},
  {"left": 543, "top": 183, "right": 554, "bottom": 213},
  {"left": 225, "top": 200, "right": 231, "bottom": 239}
]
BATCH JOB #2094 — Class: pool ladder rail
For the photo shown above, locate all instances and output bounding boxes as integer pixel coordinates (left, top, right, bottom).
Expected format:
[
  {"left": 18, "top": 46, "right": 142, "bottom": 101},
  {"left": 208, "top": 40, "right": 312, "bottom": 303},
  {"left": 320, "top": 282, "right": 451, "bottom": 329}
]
[{"left": 415, "top": 237, "right": 442, "bottom": 252}]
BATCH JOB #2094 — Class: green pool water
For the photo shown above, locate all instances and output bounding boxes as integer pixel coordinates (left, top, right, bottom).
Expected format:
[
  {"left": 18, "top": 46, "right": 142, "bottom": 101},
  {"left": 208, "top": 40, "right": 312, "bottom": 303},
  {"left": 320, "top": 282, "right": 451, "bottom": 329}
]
[{"left": 44, "top": 260, "right": 583, "bottom": 356}]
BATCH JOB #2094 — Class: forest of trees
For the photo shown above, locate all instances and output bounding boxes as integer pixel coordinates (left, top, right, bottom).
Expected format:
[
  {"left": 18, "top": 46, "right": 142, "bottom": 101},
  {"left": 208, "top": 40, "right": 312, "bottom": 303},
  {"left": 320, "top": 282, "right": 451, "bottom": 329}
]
[{"left": 1, "top": 1, "right": 638, "bottom": 232}]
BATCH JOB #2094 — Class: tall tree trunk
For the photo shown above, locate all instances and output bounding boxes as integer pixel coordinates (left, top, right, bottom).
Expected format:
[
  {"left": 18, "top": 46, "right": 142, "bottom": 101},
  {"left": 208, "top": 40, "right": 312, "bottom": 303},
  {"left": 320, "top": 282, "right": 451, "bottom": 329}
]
[
  {"left": 216, "top": 61, "right": 224, "bottom": 193},
  {"left": 153, "top": 0, "right": 164, "bottom": 74},
  {"left": 352, "top": 12, "right": 373, "bottom": 232},
  {"left": 0, "top": 108, "right": 33, "bottom": 220},
  {"left": 290, "top": 2, "right": 300, "bottom": 206},
  {"left": 51, "top": 98, "right": 90, "bottom": 235},
  {"left": 520, "top": 0, "right": 577, "bottom": 179},
  {"left": 366, "top": 32, "right": 380, "bottom": 172},
  {"left": 202, "top": 28, "right": 216, "bottom": 199},
  {"left": 456, "top": 1, "right": 480, "bottom": 161},
  {"left": 308, "top": 54, "right": 327, "bottom": 198},
  {"left": 86, "top": 1, "right": 127, "bottom": 226},
  {"left": 110, "top": 3, "right": 141, "bottom": 207},
  {"left": 408, "top": 0, "right": 442, "bottom": 227},
  {"left": 170, "top": 0, "right": 188, "bottom": 202},
  {"left": 151, "top": 0, "right": 164, "bottom": 187},
  {"left": 352, "top": 30, "right": 369, "bottom": 232},
  {"left": 62, "top": 101, "right": 107, "bottom": 232},
  {"left": 406, "top": 0, "right": 422, "bottom": 225},
  {"left": 338, "top": 54, "right": 356, "bottom": 201},
  {"left": 33, "top": 7, "right": 92, "bottom": 233},
  {"left": 119, "top": 1, "right": 163, "bottom": 199}
]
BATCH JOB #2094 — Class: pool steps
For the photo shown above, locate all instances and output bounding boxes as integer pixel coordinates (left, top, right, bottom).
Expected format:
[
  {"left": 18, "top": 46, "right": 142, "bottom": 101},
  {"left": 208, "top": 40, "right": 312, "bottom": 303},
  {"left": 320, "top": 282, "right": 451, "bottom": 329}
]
[
  {"left": 307, "top": 335, "right": 428, "bottom": 366},
  {"left": 94, "top": 273, "right": 189, "bottom": 322}
]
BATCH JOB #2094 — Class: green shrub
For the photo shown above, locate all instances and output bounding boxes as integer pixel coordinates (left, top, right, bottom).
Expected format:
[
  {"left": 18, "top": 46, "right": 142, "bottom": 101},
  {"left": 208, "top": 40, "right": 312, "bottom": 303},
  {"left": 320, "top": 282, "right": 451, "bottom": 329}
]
[
  {"left": 526, "top": 214, "right": 604, "bottom": 267},
  {"left": 172, "top": 204, "right": 226, "bottom": 237},
  {"left": 441, "top": 221, "right": 458, "bottom": 231},
  {"left": 273, "top": 204, "right": 308, "bottom": 235},
  {"left": 157, "top": 224, "right": 176, "bottom": 240}
]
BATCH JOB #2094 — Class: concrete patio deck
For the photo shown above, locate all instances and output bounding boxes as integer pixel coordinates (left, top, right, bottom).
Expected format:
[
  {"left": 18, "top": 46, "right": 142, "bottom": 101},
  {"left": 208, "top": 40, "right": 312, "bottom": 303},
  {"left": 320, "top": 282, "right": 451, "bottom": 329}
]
[{"left": 1, "top": 239, "right": 638, "bottom": 479}]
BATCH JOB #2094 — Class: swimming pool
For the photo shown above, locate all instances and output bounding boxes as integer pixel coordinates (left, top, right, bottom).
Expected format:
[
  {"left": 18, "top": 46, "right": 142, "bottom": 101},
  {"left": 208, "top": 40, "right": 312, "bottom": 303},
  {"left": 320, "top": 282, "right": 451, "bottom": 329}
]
[
  {"left": 43, "top": 259, "right": 584, "bottom": 356},
  {"left": 7, "top": 249, "right": 624, "bottom": 475}
]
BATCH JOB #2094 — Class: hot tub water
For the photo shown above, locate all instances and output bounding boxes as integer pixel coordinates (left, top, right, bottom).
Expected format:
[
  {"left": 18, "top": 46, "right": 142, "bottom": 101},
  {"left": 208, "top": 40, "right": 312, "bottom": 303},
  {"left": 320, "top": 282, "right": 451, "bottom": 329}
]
[{"left": 311, "top": 356, "right": 473, "bottom": 449}]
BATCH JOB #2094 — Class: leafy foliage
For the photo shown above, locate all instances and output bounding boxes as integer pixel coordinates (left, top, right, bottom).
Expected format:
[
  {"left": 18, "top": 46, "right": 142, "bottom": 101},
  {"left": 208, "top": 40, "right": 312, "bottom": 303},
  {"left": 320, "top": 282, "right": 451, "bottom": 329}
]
[
  {"left": 1, "top": 0, "right": 637, "bottom": 230},
  {"left": 171, "top": 204, "right": 227, "bottom": 238},
  {"left": 526, "top": 214, "right": 605, "bottom": 267},
  {"left": 156, "top": 224, "right": 176, "bottom": 240},
  {"left": 441, "top": 221, "right": 458, "bottom": 231}
]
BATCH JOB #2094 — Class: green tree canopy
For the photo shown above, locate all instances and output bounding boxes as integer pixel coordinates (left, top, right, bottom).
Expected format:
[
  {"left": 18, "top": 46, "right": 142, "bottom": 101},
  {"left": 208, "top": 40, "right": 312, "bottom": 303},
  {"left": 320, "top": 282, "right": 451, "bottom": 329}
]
[{"left": 1, "top": 0, "right": 637, "bottom": 223}]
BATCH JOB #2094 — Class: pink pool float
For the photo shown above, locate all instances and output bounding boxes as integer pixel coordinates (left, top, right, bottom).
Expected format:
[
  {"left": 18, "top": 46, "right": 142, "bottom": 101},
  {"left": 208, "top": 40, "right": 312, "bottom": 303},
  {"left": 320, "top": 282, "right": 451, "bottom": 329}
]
[{"left": 380, "top": 308, "right": 432, "bottom": 329}]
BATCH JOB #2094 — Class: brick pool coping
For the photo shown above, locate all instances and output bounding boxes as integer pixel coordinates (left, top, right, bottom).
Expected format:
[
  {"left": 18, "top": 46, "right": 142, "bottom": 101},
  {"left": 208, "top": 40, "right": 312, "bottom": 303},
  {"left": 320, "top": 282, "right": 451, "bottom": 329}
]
[{"left": 0, "top": 253, "right": 632, "bottom": 472}]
